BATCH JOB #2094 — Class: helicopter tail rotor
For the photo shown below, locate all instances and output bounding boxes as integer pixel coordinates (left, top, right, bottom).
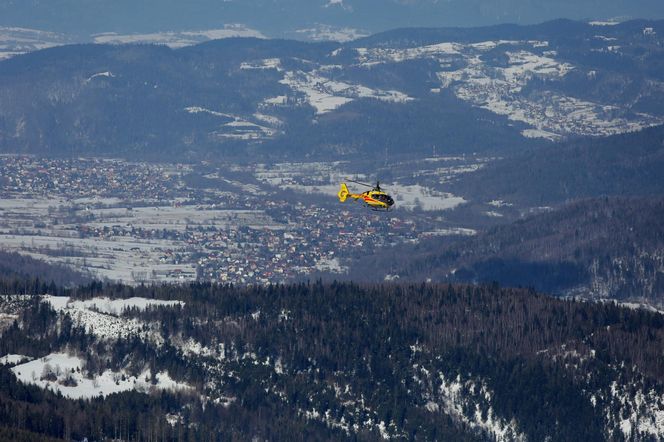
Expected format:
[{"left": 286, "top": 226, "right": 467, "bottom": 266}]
[{"left": 338, "top": 183, "right": 350, "bottom": 202}]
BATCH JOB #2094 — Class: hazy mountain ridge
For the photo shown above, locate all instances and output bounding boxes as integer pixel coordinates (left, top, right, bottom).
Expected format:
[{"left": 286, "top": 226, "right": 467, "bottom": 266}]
[
  {"left": 2, "top": 0, "right": 664, "bottom": 36},
  {"left": 0, "top": 19, "right": 662, "bottom": 160},
  {"left": 452, "top": 124, "right": 664, "bottom": 205}
]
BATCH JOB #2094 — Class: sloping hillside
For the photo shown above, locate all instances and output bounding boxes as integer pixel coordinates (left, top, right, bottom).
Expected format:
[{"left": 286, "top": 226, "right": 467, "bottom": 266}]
[
  {"left": 1, "top": 20, "right": 662, "bottom": 160},
  {"left": 452, "top": 124, "right": 664, "bottom": 205},
  {"left": 346, "top": 198, "right": 664, "bottom": 306},
  {"left": 1, "top": 281, "right": 664, "bottom": 440}
]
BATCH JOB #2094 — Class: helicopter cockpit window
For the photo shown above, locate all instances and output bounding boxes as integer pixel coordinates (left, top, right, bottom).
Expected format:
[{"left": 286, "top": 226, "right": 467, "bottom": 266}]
[{"left": 375, "top": 194, "right": 393, "bottom": 205}]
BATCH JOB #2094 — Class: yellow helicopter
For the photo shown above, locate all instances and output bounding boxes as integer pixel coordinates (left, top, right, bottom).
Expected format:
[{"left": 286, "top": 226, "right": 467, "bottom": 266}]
[{"left": 338, "top": 180, "right": 395, "bottom": 211}]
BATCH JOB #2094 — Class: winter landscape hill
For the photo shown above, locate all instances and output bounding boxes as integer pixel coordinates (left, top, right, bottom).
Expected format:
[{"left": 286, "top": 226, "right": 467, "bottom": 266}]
[
  {"left": 1, "top": 281, "right": 664, "bottom": 440},
  {"left": 451, "top": 124, "right": 664, "bottom": 205},
  {"left": 346, "top": 197, "right": 664, "bottom": 306},
  {"left": 1, "top": 12, "right": 664, "bottom": 442},
  {"left": 1, "top": 19, "right": 663, "bottom": 160}
]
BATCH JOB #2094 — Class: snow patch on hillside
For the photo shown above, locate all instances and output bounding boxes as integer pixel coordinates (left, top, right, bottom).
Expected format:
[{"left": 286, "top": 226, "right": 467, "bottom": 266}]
[
  {"left": 392, "top": 184, "right": 466, "bottom": 211},
  {"left": 10, "top": 352, "right": 191, "bottom": 399},
  {"left": 67, "top": 297, "right": 181, "bottom": 315},
  {"left": 0, "top": 26, "right": 71, "bottom": 60},
  {"left": 86, "top": 71, "right": 115, "bottom": 82},
  {"left": 356, "top": 39, "right": 662, "bottom": 138},
  {"left": 185, "top": 106, "right": 280, "bottom": 140},
  {"left": 240, "top": 58, "right": 282, "bottom": 71},
  {"left": 93, "top": 25, "right": 264, "bottom": 48},
  {"left": 0, "top": 354, "right": 32, "bottom": 365},
  {"left": 604, "top": 381, "right": 664, "bottom": 439},
  {"left": 589, "top": 20, "right": 622, "bottom": 26},
  {"left": 414, "top": 364, "right": 526, "bottom": 441},
  {"left": 521, "top": 128, "right": 561, "bottom": 140},
  {"left": 295, "top": 25, "right": 367, "bottom": 42},
  {"left": 43, "top": 295, "right": 183, "bottom": 342},
  {"left": 278, "top": 66, "right": 412, "bottom": 114},
  {"left": 437, "top": 373, "right": 525, "bottom": 441}
]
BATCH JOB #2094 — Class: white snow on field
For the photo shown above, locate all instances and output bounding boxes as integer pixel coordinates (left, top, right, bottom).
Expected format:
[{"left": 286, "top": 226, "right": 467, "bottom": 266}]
[
  {"left": 0, "top": 26, "right": 71, "bottom": 59},
  {"left": 355, "top": 42, "right": 463, "bottom": 65},
  {"left": 295, "top": 25, "right": 368, "bottom": 43},
  {"left": 589, "top": 20, "right": 621, "bottom": 26},
  {"left": 253, "top": 161, "right": 472, "bottom": 212},
  {"left": 185, "top": 106, "right": 279, "bottom": 140},
  {"left": 488, "top": 200, "right": 513, "bottom": 208},
  {"left": 619, "top": 302, "right": 664, "bottom": 315},
  {"left": 240, "top": 58, "right": 282, "bottom": 71},
  {"left": 253, "top": 113, "right": 283, "bottom": 127},
  {"left": 314, "top": 257, "right": 347, "bottom": 273},
  {"left": 0, "top": 354, "right": 32, "bottom": 365},
  {"left": 521, "top": 128, "right": 561, "bottom": 140},
  {"left": 10, "top": 352, "right": 191, "bottom": 399},
  {"left": 450, "top": 49, "right": 661, "bottom": 137},
  {"left": 50, "top": 296, "right": 182, "bottom": 315},
  {"left": 185, "top": 106, "right": 234, "bottom": 119},
  {"left": 92, "top": 25, "right": 265, "bottom": 48},
  {"left": 422, "top": 228, "right": 477, "bottom": 236},
  {"left": 43, "top": 295, "right": 183, "bottom": 341},
  {"left": 263, "top": 95, "right": 288, "bottom": 105},
  {"left": 392, "top": 184, "right": 466, "bottom": 211},
  {"left": 594, "top": 35, "right": 618, "bottom": 42}
]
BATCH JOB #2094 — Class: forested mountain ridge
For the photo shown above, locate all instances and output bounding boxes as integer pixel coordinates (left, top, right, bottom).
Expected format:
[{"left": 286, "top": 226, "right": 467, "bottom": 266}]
[
  {"left": 0, "top": 251, "right": 91, "bottom": 287},
  {"left": 452, "top": 124, "right": 664, "bottom": 205},
  {"left": 1, "top": 281, "right": 663, "bottom": 440},
  {"left": 345, "top": 197, "right": 664, "bottom": 306},
  {"left": 1, "top": 19, "right": 663, "bottom": 160}
]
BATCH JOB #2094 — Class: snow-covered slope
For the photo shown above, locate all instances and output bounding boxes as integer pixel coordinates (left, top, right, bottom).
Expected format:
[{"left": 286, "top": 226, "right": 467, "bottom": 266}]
[
  {"left": 43, "top": 295, "right": 183, "bottom": 341},
  {"left": 10, "top": 352, "right": 191, "bottom": 399}
]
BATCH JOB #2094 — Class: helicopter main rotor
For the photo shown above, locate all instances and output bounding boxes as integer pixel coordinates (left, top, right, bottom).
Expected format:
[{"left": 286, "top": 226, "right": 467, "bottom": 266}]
[{"left": 347, "top": 179, "right": 383, "bottom": 191}]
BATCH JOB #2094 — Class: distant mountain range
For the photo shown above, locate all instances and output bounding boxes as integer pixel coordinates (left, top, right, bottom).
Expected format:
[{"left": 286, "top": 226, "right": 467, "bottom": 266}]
[
  {"left": 1, "top": 0, "right": 664, "bottom": 37},
  {"left": 0, "top": 19, "right": 663, "bottom": 160}
]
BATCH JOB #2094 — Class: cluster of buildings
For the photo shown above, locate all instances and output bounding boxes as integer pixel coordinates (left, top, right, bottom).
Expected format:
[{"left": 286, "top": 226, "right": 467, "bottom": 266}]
[
  {"left": 1, "top": 156, "right": 421, "bottom": 285},
  {"left": 0, "top": 156, "right": 187, "bottom": 201}
]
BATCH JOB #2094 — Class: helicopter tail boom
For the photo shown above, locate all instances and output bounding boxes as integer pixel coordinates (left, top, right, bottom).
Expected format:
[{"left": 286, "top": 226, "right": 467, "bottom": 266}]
[{"left": 338, "top": 183, "right": 350, "bottom": 202}]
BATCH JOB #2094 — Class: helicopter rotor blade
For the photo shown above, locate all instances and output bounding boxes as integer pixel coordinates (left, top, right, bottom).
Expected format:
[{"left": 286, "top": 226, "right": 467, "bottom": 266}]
[{"left": 347, "top": 179, "right": 373, "bottom": 188}]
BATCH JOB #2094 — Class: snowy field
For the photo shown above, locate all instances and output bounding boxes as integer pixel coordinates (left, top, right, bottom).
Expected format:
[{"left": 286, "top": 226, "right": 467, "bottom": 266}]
[
  {"left": 253, "top": 158, "right": 481, "bottom": 212},
  {"left": 44, "top": 295, "right": 182, "bottom": 315},
  {"left": 92, "top": 25, "right": 265, "bottom": 48},
  {"left": 0, "top": 26, "right": 71, "bottom": 60},
  {"left": 9, "top": 352, "right": 191, "bottom": 399},
  {"left": 0, "top": 189, "right": 280, "bottom": 284}
]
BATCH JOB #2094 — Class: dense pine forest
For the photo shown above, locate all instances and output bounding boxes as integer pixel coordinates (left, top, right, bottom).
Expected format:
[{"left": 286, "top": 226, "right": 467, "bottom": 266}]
[
  {"left": 343, "top": 197, "right": 664, "bottom": 306},
  {"left": 0, "top": 252, "right": 91, "bottom": 288},
  {"left": 1, "top": 279, "right": 663, "bottom": 440}
]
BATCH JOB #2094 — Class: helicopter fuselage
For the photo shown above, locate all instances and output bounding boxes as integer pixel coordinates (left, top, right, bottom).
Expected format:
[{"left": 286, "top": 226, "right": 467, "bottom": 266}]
[{"left": 338, "top": 183, "right": 394, "bottom": 210}]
